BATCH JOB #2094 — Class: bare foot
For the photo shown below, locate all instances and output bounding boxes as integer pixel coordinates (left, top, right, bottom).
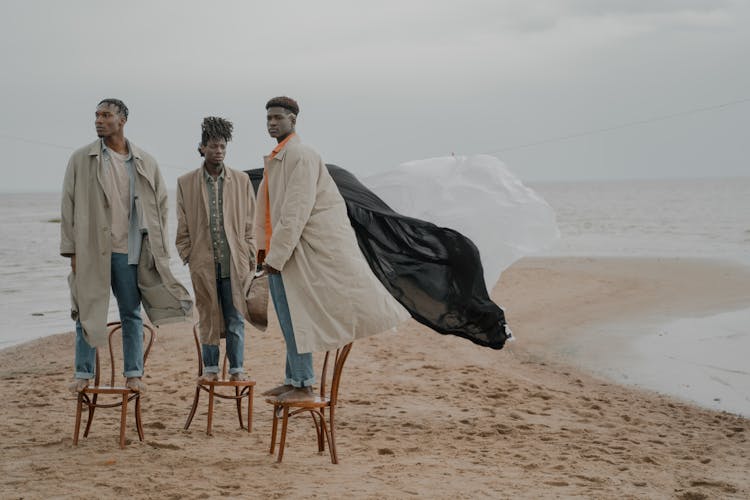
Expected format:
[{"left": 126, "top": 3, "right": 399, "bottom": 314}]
[
  {"left": 68, "top": 378, "right": 90, "bottom": 394},
  {"left": 229, "top": 372, "right": 247, "bottom": 382},
  {"left": 198, "top": 373, "right": 219, "bottom": 384},
  {"left": 262, "top": 384, "right": 293, "bottom": 396},
  {"left": 279, "top": 386, "right": 315, "bottom": 403},
  {"left": 126, "top": 377, "right": 147, "bottom": 393}
]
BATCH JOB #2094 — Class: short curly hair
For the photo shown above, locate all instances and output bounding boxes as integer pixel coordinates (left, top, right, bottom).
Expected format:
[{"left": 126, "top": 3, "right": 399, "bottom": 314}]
[
  {"left": 265, "top": 96, "right": 299, "bottom": 115},
  {"left": 201, "top": 116, "right": 233, "bottom": 146}
]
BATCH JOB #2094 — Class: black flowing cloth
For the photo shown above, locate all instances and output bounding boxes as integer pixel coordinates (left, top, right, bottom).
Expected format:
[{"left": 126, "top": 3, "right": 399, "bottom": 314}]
[{"left": 246, "top": 165, "right": 510, "bottom": 350}]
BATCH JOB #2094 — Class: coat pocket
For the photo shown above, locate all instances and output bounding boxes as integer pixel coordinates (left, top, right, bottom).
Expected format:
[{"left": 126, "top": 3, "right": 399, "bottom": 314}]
[{"left": 138, "top": 236, "right": 185, "bottom": 323}]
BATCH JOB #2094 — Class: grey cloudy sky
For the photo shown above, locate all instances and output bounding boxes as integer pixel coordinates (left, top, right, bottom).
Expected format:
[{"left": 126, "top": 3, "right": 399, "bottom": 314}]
[{"left": 1, "top": 0, "right": 748, "bottom": 192}]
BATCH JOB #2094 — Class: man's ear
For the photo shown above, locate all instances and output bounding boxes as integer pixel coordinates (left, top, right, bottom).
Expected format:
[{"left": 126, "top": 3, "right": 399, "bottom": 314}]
[{"left": 290, "top": 114, "right": 297, "bottom": 126}]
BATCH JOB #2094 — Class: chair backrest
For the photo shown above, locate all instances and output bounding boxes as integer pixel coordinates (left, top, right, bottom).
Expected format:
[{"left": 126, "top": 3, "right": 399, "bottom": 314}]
[
  {"left": 319, "top": 343, "right": 353, "bottom": 406},
  {"left": 94, "top": 321, "right": 156, "bottom": 387},
  {"left": 191, "top": 324, "right": 230, "bottom": 379}
]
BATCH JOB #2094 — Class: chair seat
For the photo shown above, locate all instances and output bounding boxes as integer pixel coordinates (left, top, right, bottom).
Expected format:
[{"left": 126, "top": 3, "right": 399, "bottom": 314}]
[
  {"left": 83, "top": 385, "right": 136, "bottom": 394},
  {"left": 199, "top": 379, "right": 257, "bottom": 388},
  {"left": 265, "top": 395, "right": 329, "bottom": 408}
]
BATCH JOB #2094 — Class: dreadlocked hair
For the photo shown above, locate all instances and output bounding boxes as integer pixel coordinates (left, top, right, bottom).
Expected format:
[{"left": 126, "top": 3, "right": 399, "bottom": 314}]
[
  {"left": 98, "top": 98, "right": 129, "bottom": 119},
  {"left": 201, "top": 116, "right": 233, "bottom": 145}
]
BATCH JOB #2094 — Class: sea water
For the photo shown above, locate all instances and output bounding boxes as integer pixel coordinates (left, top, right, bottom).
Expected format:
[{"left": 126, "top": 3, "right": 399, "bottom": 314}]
[
  {"left": 532, "top": 177, "right": 750, "bottom": 416},
  {"left": 1, "top": 177, "right": 749, "bottom": 414},
  {"left": 0, "top": 193, "right": 193, "bottom": 349}
]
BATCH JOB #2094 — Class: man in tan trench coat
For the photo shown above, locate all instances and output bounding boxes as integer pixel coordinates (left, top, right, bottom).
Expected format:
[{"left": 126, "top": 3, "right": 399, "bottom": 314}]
[
  {"left": 176, "top": 117, "right": 256, "bottom": 381},
  {"left": 257, "top": 96, "right": 410, "bottom": 402},
  {"left": 61, "top": 98, "right": 193, "bottom": 394}
]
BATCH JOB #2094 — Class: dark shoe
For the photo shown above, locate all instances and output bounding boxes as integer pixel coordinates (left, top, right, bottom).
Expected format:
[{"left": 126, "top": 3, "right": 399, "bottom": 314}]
[
  {"left": 197, "top": 373, "right": 219, "bottom": 384},
  {"left": 262, "top": 384, "right": 293, "bottom": 396},
  {"left": 279, "top": 386, "right": 315, "bottom": 403},
  {"left": 126, "top": 377, "right": 147, "bottom": 393},
  {"left": 68, "top": 378, "right": 89, "bottom": 394}
]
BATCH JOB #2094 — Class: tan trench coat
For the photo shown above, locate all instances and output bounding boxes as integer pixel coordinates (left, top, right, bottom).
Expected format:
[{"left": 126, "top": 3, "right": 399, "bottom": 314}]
[
  {"left": 175, "top": 165, "right": 256, "bottom": 345},
  {"left": 256, "top": 135, "right": 409, "bottom": 353},
  {"left": 60, "top": 139, "right": 193, "bottom": 347}
]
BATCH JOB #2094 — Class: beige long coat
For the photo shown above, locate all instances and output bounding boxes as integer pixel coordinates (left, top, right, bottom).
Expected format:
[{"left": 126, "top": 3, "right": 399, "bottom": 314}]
[
  {"left": 175, "top": 165, "right": 256, "bottom": 345},
  {"left": 256, "top": 135, "right": 409, "bottom": 353},
  {"left": 60, "top": 139, "right": 193, "bottom": 347}
]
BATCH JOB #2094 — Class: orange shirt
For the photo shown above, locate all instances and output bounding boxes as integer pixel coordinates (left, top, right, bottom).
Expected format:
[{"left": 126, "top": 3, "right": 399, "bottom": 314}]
[{"left": 262, "top": 133, "right": 296, "bottom": 255}]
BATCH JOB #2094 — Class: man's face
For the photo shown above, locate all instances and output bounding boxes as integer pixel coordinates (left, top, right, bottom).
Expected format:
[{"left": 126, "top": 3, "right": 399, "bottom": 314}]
[
  {"left": 266, "top": 107, "right": 295, "bottom": 139},
  {"left": 200, "top": 138, "right": 227, "bottom": 167},
  {"left": 95, "top": 103, "right": 126, "bottom": 138}
]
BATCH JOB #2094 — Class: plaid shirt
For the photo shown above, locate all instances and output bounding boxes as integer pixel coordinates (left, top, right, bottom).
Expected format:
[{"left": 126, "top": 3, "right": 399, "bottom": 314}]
[{"left": 204, "top": 165, "right": 231, "bottom": 278}]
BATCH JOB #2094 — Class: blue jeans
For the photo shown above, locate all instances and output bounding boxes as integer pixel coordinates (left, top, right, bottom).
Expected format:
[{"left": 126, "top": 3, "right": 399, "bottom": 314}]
[
  {"left": 202, "top": 276, "right": 245, "bottom": 375},
  {"left": 74, "top": 253, "right": 144, "bottom": 379},
  {"left": 268, "top": 274, "right": 315, "bottom": 387}
]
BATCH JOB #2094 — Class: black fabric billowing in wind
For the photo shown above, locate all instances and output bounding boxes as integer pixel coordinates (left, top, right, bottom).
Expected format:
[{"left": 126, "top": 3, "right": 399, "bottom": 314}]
[{"left": 245, "top": 165, "right": 510, "bottom": 350}]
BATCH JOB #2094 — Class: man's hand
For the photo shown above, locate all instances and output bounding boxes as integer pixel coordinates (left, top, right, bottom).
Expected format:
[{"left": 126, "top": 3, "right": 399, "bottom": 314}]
[
  {"left": 263, "top": 263, "right": 280, "bottom": 274},
  {"left": 70, "top": 255, "right": 76, "bottom": 273}
]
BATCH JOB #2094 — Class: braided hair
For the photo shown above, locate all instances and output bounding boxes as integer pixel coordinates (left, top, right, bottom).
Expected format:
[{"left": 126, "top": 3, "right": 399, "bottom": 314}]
[{"left": 98, "top": 98, "right": 129, "bottom": 119}]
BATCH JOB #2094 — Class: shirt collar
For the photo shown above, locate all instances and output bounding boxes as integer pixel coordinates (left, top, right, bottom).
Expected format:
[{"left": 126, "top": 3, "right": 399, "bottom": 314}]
[
  {"left": 203, "top": 163, "right": 225, "bottom": 181},
  {"left": 101, "top": 138, "right": 133, "bottom": 161},
  {"left": 271, "top": 133, "right": 296, "bottom": 158}
]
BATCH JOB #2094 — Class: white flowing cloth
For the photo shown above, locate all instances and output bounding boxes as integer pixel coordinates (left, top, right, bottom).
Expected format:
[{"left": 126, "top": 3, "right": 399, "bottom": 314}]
[{"left": 363, "top": 154, "right": 559, "bottom": 292}]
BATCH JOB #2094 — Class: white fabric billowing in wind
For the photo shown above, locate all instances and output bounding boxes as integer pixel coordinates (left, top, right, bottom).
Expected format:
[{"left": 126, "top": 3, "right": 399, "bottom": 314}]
[{"left": 363, "top": 154, "right": 559, "bottom": 291}]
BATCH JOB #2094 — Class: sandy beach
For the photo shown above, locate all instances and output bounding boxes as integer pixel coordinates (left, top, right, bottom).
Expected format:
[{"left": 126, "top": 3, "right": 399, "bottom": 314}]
[{"left": 1, "top": 257, "right": 749, "bottom": 499}]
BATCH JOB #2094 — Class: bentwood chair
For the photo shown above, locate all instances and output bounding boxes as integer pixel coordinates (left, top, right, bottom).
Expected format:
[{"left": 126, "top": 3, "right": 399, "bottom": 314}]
[
  {"left": 73, "top": 321, "right": 156, "bottom": 449},
  {"left": 266, "top": 343, "right": 353, "bottom": 463},
  {"left": 184, "top": 325, "right": 256, "bottom": 436}
]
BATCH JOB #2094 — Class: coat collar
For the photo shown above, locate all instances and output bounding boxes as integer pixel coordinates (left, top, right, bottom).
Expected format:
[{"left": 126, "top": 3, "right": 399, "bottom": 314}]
[
  {"left": 199, "top": 162, "right": 234, "bottom": 182},
  {"left": 86, "top": 138, "right": 144, "bottom": 160},
  {"left": 271, "top": 134, "right": 300, "bottom": 162}
]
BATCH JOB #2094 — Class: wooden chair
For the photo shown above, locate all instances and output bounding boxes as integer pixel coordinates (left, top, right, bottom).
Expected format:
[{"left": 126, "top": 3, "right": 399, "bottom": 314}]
[
  {"left": 184, "top": 325, "right": 255, "bottom": 436},
  {"left": 73, "top": 321, "right": 156, "bottom": 449},
  {"left": 266, "top": 343, "right": 353, "bottom": 463}
]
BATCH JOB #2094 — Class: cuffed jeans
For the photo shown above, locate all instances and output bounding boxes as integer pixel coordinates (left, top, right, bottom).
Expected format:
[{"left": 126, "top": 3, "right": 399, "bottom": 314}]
[
  {"left": 201, "top": 276, "right": 245, "bottom": 375},
  {"left": 74, "top": 252, "right": 144, "bottom": 379},
  {"left": 268, "top": 273, "right": 315, "bottom": 388}
]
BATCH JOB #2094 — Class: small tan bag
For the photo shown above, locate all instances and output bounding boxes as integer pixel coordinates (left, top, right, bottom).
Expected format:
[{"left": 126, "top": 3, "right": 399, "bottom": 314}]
[{"left": 245, "top": 270, "right": 269, "bottom": 331}]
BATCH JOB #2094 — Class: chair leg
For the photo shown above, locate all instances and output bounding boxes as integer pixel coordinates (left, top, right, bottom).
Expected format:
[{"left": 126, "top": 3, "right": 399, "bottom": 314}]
[
  {"left": 320, "top": 407, "right": 327, "bottom": 452},
  {"left": 206, "top": 385, "right": 215, "bottom": 436},
  {"left": 235, "top": 386, "right": 243, "bottom": 430},
  {"left": 135, "top": 395, "right": 144, "bottom": 441},
  {"left": 83, "top": 393, "right": 98, "bottom": 437},
  {"left": 246, "top": 387, "right": 253, "bottom": 433},
  {"left": 277, "top": 406, "right": 290, "bottom": 463},
  {"left": 327, "top": 408, "right": 338, "bottom": 464},
  {"left": 319, "top": 414, "right": 336, "bottom": 464},
  {"left": 184, "top": 386, "right": 201, "bottom": 430},
  {"left": 73, "top": 393, "right": 83, "bottom": 445},
  {"left": 119, "top": 393, "right": 128, "bottom": 449},
  {"left": 310, "top": 412, "right": 324, "bottom": 452},
  {"left": 269, "top": 404, "right": 279, "bottom": 454}
]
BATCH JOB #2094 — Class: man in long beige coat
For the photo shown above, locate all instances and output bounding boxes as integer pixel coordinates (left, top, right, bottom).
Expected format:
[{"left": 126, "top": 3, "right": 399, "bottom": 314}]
[
  {"left": 257, "top": 96, "right": 409, "bottom": 402},
  {"left": 176, "top": 117, "right": 256, "bottom": 381},
  {"left": 61, "top": 98, "right": 193, "bottom": 394}
]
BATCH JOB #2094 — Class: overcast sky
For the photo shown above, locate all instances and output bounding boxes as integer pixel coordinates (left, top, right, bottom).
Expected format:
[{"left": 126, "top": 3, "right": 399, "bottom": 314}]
[{"left": 1, "top": 0, "right": 749, "bottom": 192}]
